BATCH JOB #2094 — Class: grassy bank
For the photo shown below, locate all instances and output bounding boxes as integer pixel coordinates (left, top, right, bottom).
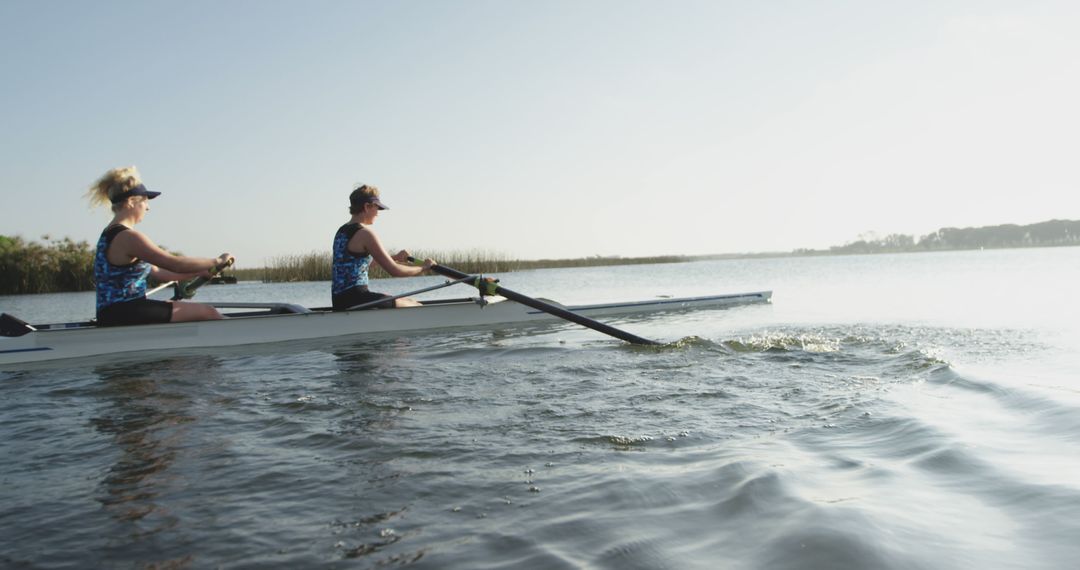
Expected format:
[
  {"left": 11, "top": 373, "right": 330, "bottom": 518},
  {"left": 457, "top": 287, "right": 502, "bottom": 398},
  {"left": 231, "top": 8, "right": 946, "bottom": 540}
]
[
  {"left": 7, "top": 225, "right": 1077, "bottom": 295},
  {"left": 0, "top": 234, "right": 703, "bottom": 295},
  {"left": 232, "top": 250, "right": 668, "bottom": 282},
  {"left": 232, "top": 250, "right": 508, "bottom": 282},
  {"left": 0, "top": 235, "right": 95, "bottom": 295}
]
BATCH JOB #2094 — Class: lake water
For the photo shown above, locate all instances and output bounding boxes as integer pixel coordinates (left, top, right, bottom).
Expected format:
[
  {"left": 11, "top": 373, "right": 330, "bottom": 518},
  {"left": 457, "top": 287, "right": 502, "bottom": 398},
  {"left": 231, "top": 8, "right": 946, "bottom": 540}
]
[{"left": 2, "top": 247, "right": 1079, "bottom": 569}]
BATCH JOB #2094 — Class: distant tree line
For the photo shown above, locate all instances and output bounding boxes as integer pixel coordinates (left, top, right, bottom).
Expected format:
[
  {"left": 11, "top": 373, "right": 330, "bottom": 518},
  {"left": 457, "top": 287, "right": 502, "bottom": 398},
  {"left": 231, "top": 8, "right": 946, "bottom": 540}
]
[
  {"left": 0, "top": 235, "right": 186, "bottom": 296},
  {"left": 3, "top": 219, "right": 1078, "bottom": 295},
  {"left": 0, "top": 237, "right": 694, "bottom": 295},
  {"left": 0, "top": 235, "right": 96, "bottom": 295},
  {"left": 796, "top": 219, "right": 1080, "bottom": 255}
]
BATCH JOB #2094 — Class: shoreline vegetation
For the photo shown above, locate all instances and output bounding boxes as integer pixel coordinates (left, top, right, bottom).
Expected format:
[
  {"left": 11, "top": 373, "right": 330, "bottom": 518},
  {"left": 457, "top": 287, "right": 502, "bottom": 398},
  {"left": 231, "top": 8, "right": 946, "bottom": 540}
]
[{"left": 2, "top": 219, "right": 1077, "bottom": 295}]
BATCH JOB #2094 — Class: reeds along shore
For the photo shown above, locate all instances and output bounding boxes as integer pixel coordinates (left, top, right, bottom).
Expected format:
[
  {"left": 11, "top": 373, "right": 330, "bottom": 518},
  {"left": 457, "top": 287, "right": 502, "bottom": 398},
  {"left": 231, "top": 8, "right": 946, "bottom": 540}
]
[
  {"left": 0, "top": 235, "right": 95, "bottom": 295},
  {"left": 0, "top": 236, "right": 696, "bottom": 295},
  {"left": 232, "top": 251, "right": 693, "bottom": 282},
  {"left": 6, "top": 219, "right": 1077, "bottom": 295},
  {"left": 238, "top": 250, "right": 520, "bottom": 283}
]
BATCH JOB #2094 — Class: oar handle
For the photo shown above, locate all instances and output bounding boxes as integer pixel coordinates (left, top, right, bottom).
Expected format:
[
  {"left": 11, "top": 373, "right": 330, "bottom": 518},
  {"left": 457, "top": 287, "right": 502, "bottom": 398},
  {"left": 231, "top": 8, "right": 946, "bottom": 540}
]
[
  {"left": 172, "top": 258, "right": 235, "bottom": 301},
  {"left": 410, "top": 257, "right": 660, "bottom": 345}
]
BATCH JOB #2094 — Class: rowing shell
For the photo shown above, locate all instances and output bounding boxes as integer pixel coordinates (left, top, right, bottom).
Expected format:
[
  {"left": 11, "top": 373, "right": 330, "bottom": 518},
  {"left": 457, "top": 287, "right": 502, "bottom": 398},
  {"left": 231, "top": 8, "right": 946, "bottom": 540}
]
[{"left": 0, "top": 291, "right": 771, "bottom": 366}]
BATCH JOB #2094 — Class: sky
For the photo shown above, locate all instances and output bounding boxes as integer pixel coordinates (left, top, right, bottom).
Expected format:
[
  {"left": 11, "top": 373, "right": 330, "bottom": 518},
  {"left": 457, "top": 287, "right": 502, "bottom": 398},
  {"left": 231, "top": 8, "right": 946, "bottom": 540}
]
[{"left": 1, "top": 0, "right": 1078, "bottom": 266}]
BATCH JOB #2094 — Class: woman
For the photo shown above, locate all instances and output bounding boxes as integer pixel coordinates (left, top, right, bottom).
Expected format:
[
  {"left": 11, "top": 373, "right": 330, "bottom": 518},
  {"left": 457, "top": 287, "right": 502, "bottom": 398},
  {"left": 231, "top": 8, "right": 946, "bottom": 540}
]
[
  {"left": 332, "top": 184, "right": 436, "bottom": 310},
  {"left": 86, "top": 166, "right": 234, "bottom": 326}
]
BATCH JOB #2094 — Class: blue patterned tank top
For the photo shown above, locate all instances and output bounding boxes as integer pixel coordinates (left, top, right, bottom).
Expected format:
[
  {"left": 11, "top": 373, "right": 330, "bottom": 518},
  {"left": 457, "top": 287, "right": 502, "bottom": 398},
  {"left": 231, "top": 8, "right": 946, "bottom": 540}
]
[
  {"left": 94, "top": 225, "right": 152, "bottom": 311},
  {"left": 332, "top": 222, "right": 372, "bottom": 295}
]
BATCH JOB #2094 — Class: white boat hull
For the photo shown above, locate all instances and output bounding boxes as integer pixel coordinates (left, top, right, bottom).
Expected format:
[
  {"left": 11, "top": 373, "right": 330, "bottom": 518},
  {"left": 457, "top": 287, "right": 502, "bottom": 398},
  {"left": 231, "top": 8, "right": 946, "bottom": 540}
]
[{"left": 1, "top": 291, "right": 771, "bottom": 366}]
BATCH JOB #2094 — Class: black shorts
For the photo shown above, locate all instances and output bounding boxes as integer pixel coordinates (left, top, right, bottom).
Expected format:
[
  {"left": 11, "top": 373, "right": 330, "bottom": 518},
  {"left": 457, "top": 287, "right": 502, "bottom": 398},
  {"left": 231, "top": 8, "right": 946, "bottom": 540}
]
[
  {"left": 97, "top": 298, "right": 174, "bottom": 327},
  {"left": 332, "top": 286, "right": 394, "bottom": 311}
]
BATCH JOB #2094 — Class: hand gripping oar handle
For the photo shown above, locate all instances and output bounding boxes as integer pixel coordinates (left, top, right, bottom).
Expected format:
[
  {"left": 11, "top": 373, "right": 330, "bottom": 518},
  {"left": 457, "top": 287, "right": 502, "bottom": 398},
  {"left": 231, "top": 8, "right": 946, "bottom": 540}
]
[
  {"left": 410, "top": 258, "right": 660, "bottom": 345},
  {"left": 172, "top": 258, "right": 235, "bottom": 301}
]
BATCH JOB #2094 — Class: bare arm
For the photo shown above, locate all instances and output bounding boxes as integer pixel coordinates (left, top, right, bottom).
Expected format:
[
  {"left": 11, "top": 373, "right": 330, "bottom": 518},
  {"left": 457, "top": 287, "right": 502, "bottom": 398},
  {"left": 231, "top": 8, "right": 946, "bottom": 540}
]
[
  {"left": 113, "top": 229, "right": 231, "bottom": 275},
  {"left": 150, "top": 267, "right": 201, "bottom": 282},
  {"left": 352, "top": 228, "right": 433, "bottom": 277}
]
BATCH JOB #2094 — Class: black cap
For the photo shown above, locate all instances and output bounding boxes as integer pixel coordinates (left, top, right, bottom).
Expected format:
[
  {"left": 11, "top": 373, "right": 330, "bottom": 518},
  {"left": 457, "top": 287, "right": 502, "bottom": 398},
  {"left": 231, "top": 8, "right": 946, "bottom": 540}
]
[
  {"left": 110, "top": 184, "right": 161, "bottom": 204},
  {"left": 349, "top": 187, "right": 388, "bottom": 210}
]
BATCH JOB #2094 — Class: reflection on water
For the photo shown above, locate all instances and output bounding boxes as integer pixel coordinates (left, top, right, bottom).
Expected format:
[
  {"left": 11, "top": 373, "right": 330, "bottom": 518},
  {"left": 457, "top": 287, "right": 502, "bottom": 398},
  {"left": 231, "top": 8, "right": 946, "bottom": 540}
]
[
  {"left": 321, "top": 341, "right": 433, "bottom": 562},
  {"left": 89, "top": 357, "right": 219, "bottom": 567}
]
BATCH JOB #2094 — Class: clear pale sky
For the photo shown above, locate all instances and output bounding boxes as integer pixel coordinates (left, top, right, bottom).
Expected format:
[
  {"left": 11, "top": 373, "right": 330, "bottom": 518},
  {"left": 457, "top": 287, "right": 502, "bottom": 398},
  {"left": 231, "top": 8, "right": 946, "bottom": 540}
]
[{"left": 2, "top": 1, "right": 1077, "bottom": 266}]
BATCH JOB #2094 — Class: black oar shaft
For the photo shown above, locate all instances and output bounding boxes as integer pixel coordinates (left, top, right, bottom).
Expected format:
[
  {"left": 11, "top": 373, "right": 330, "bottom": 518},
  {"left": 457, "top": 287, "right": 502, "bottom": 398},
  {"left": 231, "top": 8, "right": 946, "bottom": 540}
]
[
  {"left": 425, "top": 262, "right": 660, "bottom": 345},
  {"left": 172, "top": 258, "right": 234, "bottom": 301}
]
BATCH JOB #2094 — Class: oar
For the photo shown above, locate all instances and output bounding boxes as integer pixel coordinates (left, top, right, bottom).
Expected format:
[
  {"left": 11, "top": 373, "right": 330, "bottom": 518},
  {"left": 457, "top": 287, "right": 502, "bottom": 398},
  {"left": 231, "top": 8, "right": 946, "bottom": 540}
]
[
  {"left": 172, "top": 258, "right": 235, "bottom": 301},
  {"left": 346, "top": 276, "right": 476, "bottom": 311},
  {"left": 146, "top": 280, "right": 176, "bottom": 297},
  {"left": 410, "top": 258, "right": 660, "bottom": 345}
]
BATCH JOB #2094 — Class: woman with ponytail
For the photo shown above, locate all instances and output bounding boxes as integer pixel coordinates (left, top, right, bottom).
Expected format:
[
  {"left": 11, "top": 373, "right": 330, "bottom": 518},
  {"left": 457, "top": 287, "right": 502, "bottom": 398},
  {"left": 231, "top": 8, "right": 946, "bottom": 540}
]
[{"left": 86, "top": 166, "right": 234, "bottom": 326}]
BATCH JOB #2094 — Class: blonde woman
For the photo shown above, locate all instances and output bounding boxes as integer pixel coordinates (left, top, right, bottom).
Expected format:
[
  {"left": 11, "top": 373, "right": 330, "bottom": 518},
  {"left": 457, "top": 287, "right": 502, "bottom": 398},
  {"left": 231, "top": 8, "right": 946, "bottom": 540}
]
[
  {"left": 87, "top": 166, "right": 234, "bottom": 326},
  {"left": 331, "top": 184, "right": 435, "bottom": 310}
]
